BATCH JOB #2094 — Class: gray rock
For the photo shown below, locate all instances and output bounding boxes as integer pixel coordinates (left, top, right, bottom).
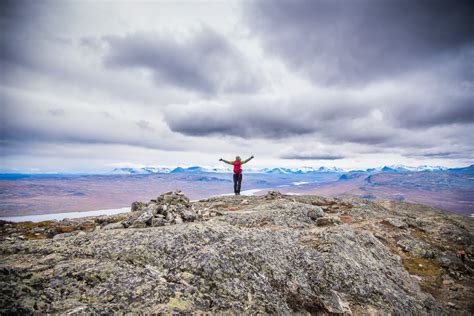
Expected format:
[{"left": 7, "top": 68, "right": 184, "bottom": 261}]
[
  {"left": 173, "top": 215, "right": 183, "bottom": 224},
  {"left": 53, "top": 232, "right": 74, "bottom": 240},
  {"left": 307, "top": 205, "right": 324, "bottom": 220},
  {"left": 130, "top": 221, "right": 147, "bottom": 229},
  {"left": 320, "top": 290, "right": 352, "bottom": 314},
  {"left": 128, "top": 211, "right": 153, "bottom": 228},
  {"left": 438, "top": 255, "right": 454, "bottom": 268},
  {"left": 102, "top": 222, "right": 124, "bottom": 230},
  {"left": 122, "top": 211, "right": 142, "bottom": 228},
  {"left": 265, "top": 190, "right": 283, "bottom": 199},
  {"left": 131, "top": 201, "right": 145, "bottom": 212},
  {"left": 150, "top": 204, "right": 161, "bottom": 216},
  {"left": 151, "top": 217, "right": 166, "bottom": 227},
  {"left": 136, "top": 211, "right": 153, "bottom": 225},
  {"left": 157, "top": 190, "right": 190, "bottom": 206},
  {"left": 211, "top": 202, "right": 226, "bottom": 208},
  {"left": 387, "top": 218, "right": 408, "bottom": 229},
  {"left": 316, "top": 217, "right": 341, "bottom": 227},
  {"left": 165, "top": 212, "right": 174, "bottom": 222},
  {"left": 180, "top": 209, "right": 198, "bottom": 222},
  {"left": 397, "top": 239, "right": 437, "bottom": 258}
]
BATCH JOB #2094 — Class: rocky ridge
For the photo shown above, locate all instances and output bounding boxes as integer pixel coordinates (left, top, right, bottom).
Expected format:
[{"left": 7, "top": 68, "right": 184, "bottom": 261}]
[{"left": 1, "top": 191, "right": 473, "bottom": 314}]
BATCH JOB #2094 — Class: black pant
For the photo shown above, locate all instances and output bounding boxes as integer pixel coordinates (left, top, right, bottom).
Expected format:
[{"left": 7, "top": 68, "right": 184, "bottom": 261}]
[{"left": 233, "top": 172, "right": 242, "bottom": 194}]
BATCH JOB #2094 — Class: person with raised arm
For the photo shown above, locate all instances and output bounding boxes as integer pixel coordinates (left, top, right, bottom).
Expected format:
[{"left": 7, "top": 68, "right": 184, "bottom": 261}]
[{"left": 219, "top": 155, "right": 254, "bottom": 195}]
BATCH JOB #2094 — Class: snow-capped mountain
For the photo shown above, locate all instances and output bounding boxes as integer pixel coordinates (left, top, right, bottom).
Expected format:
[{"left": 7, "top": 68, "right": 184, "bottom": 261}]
[
  {"left": 170, "top": 166, "right": 209, "bottom": 173},
  {"left": 313, "top": 166, "right": 345, "bottom": 173},
  {"left": 260, "top": 166, "right": 344, "bottom": 174},
  {"left": 407, "top": 165, "right": 448, "bottom": 172},
  {"left": 111, "top": 166, "right": 230, "bottom": 175},
  {"left": 377, "top": 165, "right": 448, "bottom": 173},
  {"left": 110, "top": 167, "right": 172, "bottom": 175},
  {"left": 260, "top": 168, "right": 299, "bottom": 174}
]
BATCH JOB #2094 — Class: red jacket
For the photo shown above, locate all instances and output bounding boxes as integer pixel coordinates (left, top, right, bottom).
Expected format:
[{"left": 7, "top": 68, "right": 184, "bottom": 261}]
[{"left": 233, "top": 160, "right": 242, "bottom": 174}]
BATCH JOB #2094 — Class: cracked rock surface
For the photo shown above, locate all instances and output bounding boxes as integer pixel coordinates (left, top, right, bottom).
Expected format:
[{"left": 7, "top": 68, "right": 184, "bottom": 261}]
[{"left": 1, "top": 191, "right": 473, "bottom": 314}]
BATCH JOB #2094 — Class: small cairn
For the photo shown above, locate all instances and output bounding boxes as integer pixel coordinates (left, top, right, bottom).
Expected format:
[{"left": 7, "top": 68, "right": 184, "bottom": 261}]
[
  {"left": 265, "top": 190, "right": 283, "bottom": 200},
  {"left": 126, "top": 191, "right": 198, "bottom": 228}
]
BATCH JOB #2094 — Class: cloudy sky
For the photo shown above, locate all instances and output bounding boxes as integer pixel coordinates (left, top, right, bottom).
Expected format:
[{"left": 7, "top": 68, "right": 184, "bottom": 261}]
[{"left": 1, "top": 0, "right": 473, "bottom": 172}]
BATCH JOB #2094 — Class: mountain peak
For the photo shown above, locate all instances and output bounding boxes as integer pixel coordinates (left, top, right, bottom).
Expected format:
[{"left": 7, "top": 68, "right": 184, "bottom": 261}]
[{"left": 1, "top": 190, "right": 471, "bottom": 313}]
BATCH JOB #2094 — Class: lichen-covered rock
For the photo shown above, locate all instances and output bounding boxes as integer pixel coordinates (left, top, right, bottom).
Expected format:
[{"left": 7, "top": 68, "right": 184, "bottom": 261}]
[
  {"left": 219, "top": 200, "right": 324, "bottom": 229},
  {"left": 151, "top": 217, "right": 166, "bottom": 227},
  {"left": 131, "top": 201, "right": 145, "bottom": 212},
  {"left": 1, "top": 193, "right": 472, "bottom": 314},
  {"left": 133, "top": 211, "right": 153, "bottom": 226},
  {"left": 316, "top": 216, "right": 341, "bottom": 226},
  {"left": 102, "top": 222, "right": 124, "bottom": 230},
  {"left": 387, "top": 217, "right": 408, "bottom": 229},
  {"left": 397, "top": 239, "right": 438, "bottom": 259}
]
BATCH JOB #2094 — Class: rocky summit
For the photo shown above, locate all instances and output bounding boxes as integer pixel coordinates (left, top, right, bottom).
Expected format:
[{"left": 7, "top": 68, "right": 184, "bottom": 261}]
[{"left": 1, "top": 191, "right": 473, "bottom": 314}]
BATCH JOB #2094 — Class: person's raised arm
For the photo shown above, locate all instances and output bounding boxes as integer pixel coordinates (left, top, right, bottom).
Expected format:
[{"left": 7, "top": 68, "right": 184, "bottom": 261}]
[
  {"left": 242, "top": 155, "right": 254, "bottom": 164},
  {"left": 219, "top": 158, "right": 234, "bottom": 165}
]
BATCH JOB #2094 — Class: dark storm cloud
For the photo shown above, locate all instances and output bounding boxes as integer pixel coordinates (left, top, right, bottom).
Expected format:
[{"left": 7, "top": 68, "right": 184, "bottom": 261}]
[
  {"left": 0, "top": 0, "right": 62, "bottom": 74},
  {"left": 335, "top": 132, "right": 391, "bottom": 146},
  {"left": 103, "top": 29, "right": 261, "bottom": 94},
  {"left": 0, "top": 6, "right": 34, "bottom": 71},
  {"left": 423, "top": 152, "right": 455, "bottom": 158},
  {"left": 281, "top": 153, "right": 344, "bottom": 160},
  {"left": 406, "top": 151, "right": 473, "bottom": 160},
  {"left": 0, "top": 91, "right": 184, "bottom": 152},
  {"left": 165, "top": 105, "right": 315, "bottom": 138},
  {"left": 163, "top": 95, "right": 378, "bottom": 140},
  {"left": 245, "top": 0, "right": 474, "bottom": 85},
  {"left": 421, "top": 152, "right": 462, "bottom": 158},
  {"left": 162, "top": 97, "right": 407, "bottom": 148},
  {"left": 163, "top": 92, "right": 474, "bottom": 153},
  {"left": 390, "top": 97, "right": 474, "bottom": 128}
]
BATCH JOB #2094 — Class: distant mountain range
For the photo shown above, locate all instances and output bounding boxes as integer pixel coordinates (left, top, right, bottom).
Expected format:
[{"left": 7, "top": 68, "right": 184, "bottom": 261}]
[
  {"left": 109, "top": 164, "right": 468, "bottom": 175},
  {"left": 110, "top": 166, "right": 346, "bottom": 175}
]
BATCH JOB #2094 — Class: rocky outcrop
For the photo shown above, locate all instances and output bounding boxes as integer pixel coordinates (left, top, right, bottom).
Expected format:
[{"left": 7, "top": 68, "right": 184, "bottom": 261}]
[
  {"left": 126, "top": 191, "right": 199, "bottom": 228},
  {"left": 1, "top": 191, "right": 473, "bottom": 314}
]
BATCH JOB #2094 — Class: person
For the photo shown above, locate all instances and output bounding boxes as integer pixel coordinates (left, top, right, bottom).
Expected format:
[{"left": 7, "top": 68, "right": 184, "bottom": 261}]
[
  {"left": 219, "top": 155, "right": 254, "bottom": 195},
  {"left": 458, "top": 248, "right": 466, "bottom": 263}
]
